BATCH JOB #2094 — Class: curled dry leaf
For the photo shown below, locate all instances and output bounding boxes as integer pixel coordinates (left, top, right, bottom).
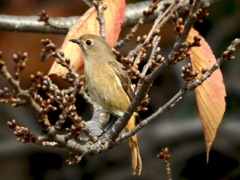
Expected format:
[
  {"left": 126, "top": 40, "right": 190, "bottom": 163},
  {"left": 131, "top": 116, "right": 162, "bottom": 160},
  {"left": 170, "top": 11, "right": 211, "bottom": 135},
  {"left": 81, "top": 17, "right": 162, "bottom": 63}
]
[
  {"left": 188, "top": 28, "right": 226, "bottom": 162},
  {"left": 48, "top": 0, "right": 126, "bottom": 76}
]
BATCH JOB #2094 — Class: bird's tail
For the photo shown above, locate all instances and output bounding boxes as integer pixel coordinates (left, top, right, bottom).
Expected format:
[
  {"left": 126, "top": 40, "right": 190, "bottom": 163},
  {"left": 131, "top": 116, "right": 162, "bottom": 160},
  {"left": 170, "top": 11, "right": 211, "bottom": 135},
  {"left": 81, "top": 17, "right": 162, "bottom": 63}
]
[{"left": 125, "top": 115, "right": 142, "bottom": 175}]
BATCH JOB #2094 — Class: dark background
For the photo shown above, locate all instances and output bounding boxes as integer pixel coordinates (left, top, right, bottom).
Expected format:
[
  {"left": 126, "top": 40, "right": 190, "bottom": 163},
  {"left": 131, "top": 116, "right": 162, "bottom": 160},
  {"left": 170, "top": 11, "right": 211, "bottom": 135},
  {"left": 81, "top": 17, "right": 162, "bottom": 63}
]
[{"left": 0, "top": 0, "right": 240, "bottom": 179}]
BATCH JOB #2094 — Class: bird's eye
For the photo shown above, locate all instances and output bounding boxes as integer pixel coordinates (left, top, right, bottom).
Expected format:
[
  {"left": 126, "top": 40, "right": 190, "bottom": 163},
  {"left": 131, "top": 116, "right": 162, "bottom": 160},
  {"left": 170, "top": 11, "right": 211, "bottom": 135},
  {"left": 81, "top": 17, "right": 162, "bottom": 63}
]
[{"left": 85, "top": 40, "right": 93, "bottom": 46}]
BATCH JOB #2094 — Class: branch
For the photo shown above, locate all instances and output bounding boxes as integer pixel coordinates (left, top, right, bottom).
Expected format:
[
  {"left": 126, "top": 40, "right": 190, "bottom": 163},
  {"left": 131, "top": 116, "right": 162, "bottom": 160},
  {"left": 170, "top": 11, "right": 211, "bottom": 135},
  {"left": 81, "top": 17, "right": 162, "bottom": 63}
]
[
  {"left": 93, "top": 0, "right": 107, "bottom": 39},
  {"left": 106, "top": 0, "right": 200, "bottom": 141},
  {"left": 110, "top": 0, "right": 230, "bottom": 143},
  {"left": 1, "top": 0, "right": 238, "bottom": 173},
  {"left": 0, "top": 0, "right": 220, "bottom": 34},
  {"left": 0, "top": 15, "right": 77, "bottom": 34},
  {"left": 116, "top": 38, "right": 240, "bottom": 143}
]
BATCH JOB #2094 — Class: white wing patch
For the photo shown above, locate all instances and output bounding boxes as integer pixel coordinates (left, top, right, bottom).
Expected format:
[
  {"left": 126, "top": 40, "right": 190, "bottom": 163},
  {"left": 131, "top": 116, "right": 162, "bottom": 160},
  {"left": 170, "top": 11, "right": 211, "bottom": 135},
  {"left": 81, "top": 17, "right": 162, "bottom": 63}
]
[
  {"left": 112, "top": 109, "right": 124, "bottom": 117},
  {"left": 109, "top": 67, "right": 126, "bottom": 117},
  {"left": 113, "top": 70, "right": 124, "bottom": 90}
]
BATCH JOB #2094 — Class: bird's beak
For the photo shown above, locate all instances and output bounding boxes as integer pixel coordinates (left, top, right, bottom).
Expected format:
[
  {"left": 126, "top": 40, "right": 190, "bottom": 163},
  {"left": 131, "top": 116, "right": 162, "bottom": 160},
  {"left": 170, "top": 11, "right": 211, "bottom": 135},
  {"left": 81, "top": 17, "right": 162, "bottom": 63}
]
[{"left": 69, "top": 39, "right": 80, "bottom": 44}]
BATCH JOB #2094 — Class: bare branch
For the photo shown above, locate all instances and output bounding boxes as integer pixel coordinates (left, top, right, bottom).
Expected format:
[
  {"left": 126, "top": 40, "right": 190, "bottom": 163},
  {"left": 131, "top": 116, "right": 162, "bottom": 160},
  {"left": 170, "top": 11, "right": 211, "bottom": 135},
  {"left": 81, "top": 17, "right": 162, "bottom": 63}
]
[
  {"left": 93, "top": 0, "right": 107, "bottom": 39},
  {"left": 115, "top": 0, "right": 160, "bottom": 48},
  {"left": 0, "top": 15, "right": 76, "bottom": 34},
  {"left": 82, "top": 0, "right": 92, "bottom": 7},
  {"left": 0, "top": 0, "right": 239, "bottom": 176},
  {"left": 0, "top": 0, "right": 219, "bottom": 35},
  {"left": 116, "top": 38, "right": 240, "bottom": 142}
]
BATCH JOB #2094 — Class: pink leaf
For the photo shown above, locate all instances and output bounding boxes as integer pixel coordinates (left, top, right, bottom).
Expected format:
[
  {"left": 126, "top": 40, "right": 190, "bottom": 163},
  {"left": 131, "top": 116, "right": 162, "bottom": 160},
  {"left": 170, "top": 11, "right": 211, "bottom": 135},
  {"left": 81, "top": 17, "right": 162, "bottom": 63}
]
[
  {"left": 188, "top": 28, "right": 226, "bottom": 161},
  {"left": 48, "top": 0, "right": 126, "bottom": 76}
]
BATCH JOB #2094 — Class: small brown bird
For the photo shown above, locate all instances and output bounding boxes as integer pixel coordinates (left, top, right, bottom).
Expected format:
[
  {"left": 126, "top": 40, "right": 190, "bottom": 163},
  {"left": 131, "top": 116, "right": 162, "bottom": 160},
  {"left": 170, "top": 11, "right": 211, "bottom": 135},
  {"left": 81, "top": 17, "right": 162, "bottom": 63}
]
[{"left": 70, "top": 34, "right": 142, "bottom": 175}]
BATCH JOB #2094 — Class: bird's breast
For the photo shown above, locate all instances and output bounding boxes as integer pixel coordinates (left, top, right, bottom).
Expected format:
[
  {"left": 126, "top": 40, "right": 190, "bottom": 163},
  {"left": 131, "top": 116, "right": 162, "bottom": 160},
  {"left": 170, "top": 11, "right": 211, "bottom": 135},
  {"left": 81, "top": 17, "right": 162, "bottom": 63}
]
[{"left": 84, "top": 62, "right": 130, "bottom": 117}]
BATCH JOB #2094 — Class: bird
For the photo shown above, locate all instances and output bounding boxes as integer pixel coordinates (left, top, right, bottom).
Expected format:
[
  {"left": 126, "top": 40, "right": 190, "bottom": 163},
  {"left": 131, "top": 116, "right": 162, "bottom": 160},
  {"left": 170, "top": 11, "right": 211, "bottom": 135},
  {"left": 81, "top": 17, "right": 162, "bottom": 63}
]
[{"left": 70, "top": 34, "right": 142, "bottom": 175}]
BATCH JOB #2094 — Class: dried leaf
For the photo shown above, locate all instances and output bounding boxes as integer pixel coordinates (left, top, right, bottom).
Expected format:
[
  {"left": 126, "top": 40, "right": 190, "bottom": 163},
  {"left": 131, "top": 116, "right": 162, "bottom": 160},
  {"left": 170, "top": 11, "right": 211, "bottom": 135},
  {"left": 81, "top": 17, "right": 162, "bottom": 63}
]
[
  {"left": 48, "top": 0, "right": 126, "bottom": 76},
  {"left": 188, "top": 28, "right": 226, "bottom": 162}
]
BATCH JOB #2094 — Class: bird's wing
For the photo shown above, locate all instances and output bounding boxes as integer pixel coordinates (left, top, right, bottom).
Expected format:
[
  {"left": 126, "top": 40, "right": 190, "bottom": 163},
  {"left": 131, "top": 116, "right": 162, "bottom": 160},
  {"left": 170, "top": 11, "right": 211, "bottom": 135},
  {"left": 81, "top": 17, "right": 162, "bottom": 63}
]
[{"left": 108, "top": 61, "right": 135, "bottom": 101}]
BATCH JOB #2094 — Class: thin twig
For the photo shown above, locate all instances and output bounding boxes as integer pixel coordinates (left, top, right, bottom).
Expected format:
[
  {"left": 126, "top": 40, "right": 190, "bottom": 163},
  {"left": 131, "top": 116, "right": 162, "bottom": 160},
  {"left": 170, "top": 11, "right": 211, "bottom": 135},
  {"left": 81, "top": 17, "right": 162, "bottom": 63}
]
[
  {"left": 157, "top": 147, "right": 172, "bottom": 180},
  {"left": 93, "top": 0, "right": 107, "bottom": 39},
  {"left": 140, "top": 35, "right": 161, "bottom": 77},
  {"left": 128, "top": 0, "right": 183, "bottom": 63},
  {"left": 116, "top": 38, "right": 240, "bottom": 142},
  {"left": 82, "top": 0, "right": 92, "bottom": 7},
  {"left": 115, "top": 0, "right": 161, "bottom": 48},
  {"left": 168, "top": 0, "right": 201, "bottom": 61},
  {"left": 0, "top": 0, "right": 216, "bottom": 35},
  {"left": 106, "top": 0, "right": 185, "bottom": 140}
]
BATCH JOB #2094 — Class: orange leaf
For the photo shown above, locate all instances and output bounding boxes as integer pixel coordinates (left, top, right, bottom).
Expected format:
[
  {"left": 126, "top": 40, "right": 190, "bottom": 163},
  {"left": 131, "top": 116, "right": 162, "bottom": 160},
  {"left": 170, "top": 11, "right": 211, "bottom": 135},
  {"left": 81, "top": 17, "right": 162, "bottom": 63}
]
[
  {"left": 48, "top": 0, "right": 126, "bottom": 76},
  {"left": 188, "top": 28, "right": 226, "bottom": 162}
]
